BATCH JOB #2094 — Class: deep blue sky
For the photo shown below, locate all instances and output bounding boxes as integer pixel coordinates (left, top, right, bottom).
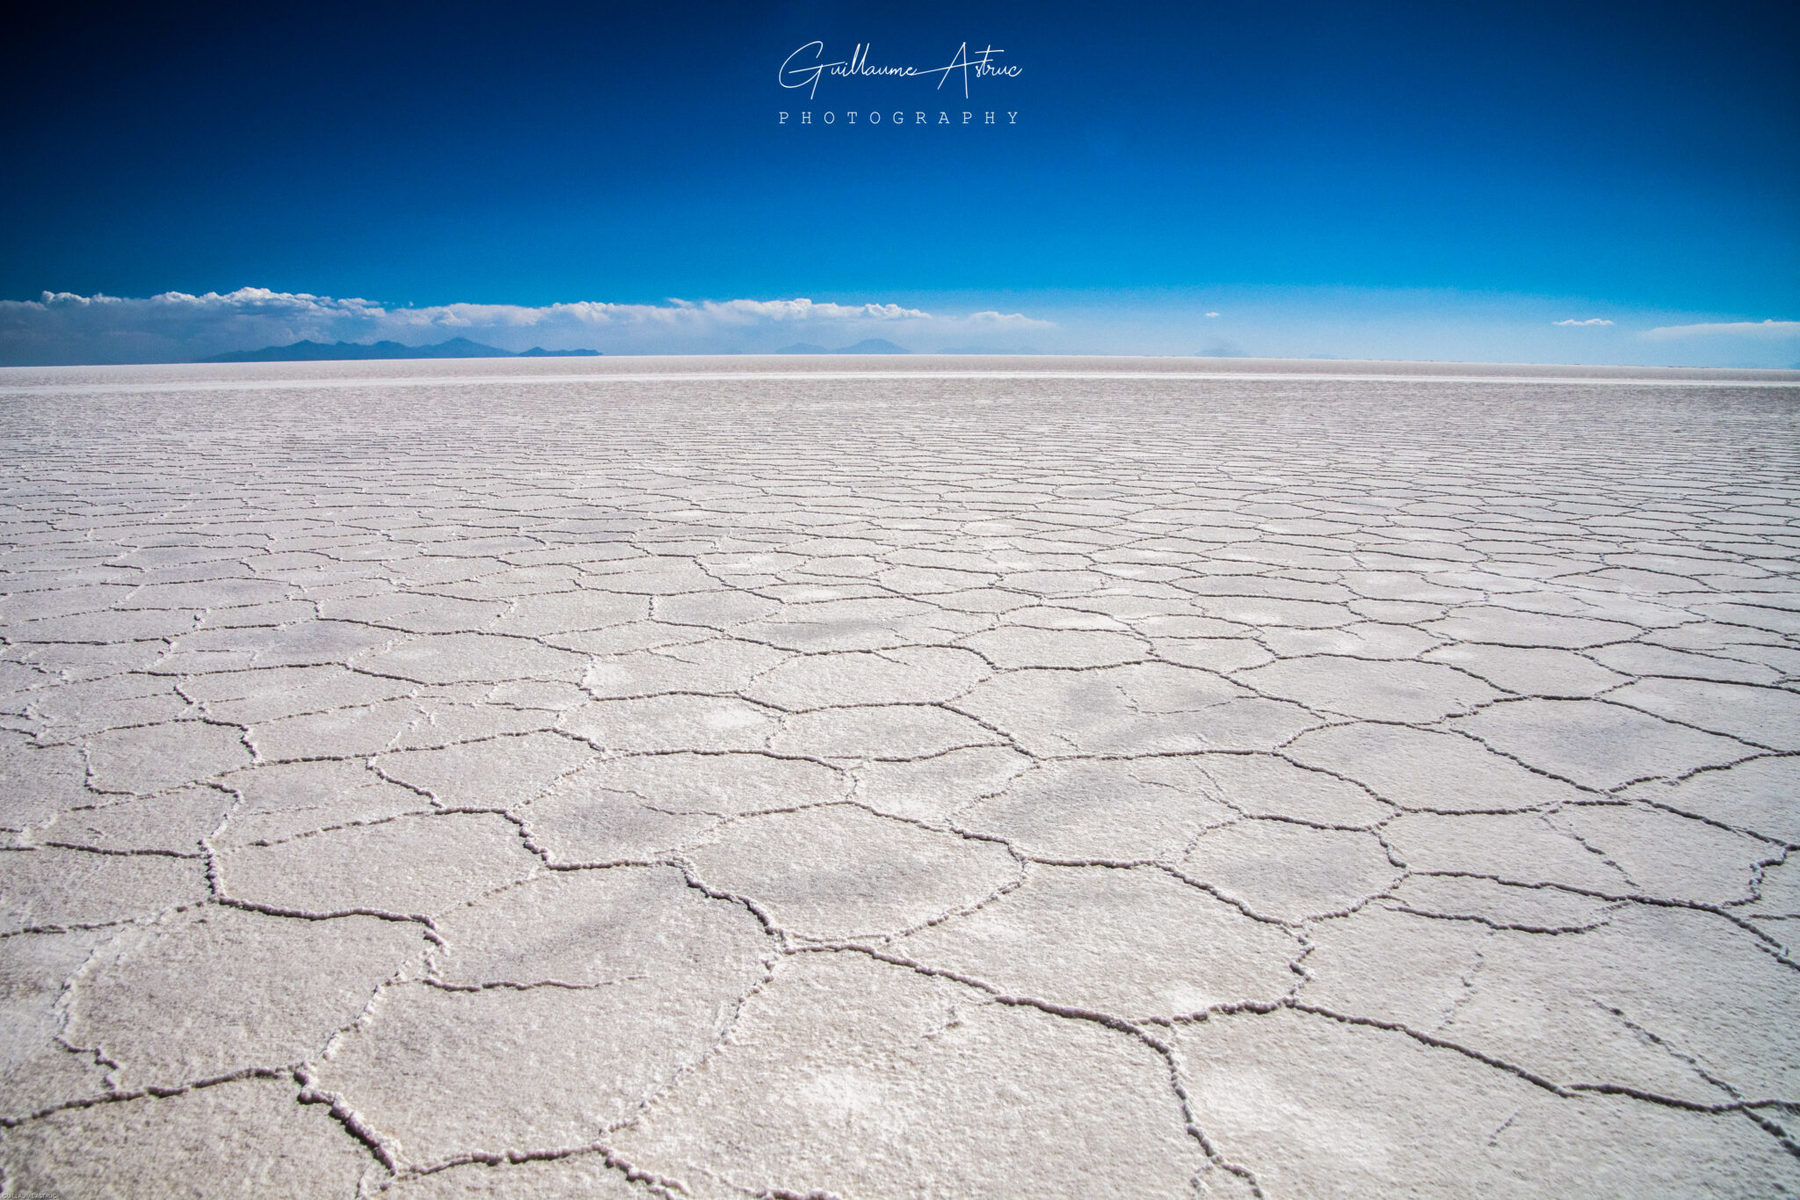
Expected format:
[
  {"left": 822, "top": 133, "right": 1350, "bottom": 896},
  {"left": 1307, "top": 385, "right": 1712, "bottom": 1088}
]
[{"left": 3, "top": 0, "right": 1797, "bottom": 363}]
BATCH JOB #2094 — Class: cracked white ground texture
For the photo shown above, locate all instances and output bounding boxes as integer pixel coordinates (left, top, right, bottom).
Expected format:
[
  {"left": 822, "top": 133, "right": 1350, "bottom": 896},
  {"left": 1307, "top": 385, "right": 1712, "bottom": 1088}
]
[{"left": 1, "top": 355, "right": 1798, "bottom": 1199}]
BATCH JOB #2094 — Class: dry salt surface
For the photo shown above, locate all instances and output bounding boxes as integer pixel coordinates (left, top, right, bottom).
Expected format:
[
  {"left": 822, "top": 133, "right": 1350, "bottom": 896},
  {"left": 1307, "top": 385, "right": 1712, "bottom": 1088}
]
[{"left": 1, "top": 354, "right": 1799, "bottom": 1199}]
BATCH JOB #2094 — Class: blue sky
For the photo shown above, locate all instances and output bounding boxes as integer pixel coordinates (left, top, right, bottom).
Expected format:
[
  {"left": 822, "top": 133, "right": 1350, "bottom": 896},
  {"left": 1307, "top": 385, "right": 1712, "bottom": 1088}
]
[{"left": 2, "top": 0, "right": 1796, "bottom": 365}]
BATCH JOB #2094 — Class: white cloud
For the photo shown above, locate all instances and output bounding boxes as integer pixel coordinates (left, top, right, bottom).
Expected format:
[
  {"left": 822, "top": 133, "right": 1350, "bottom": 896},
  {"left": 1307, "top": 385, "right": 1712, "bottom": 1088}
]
[
  {"left": 965, "top": 310, "right": 1046, "bottom": 326},
  {"left": 1552, "top": 318, "right": 1614, "bottom": 327},
  {"left": 0, "top": 288, "right": 1052, "bottom": 364},
  {"left": 1205, "top": 312, "right": 1221, "bottom": 318},
  {"left": 1642, "top": 318, "right": 1800, "bottom": 339}
]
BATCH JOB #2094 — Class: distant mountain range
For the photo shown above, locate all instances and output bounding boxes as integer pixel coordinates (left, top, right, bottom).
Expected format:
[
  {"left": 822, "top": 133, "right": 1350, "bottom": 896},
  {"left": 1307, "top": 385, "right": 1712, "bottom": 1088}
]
[
  {"left": 775, "top": 338, "right": 910, "bottom": 355},
  {"left": 204, "top": 337, "right": 600, "bottom": 363}
]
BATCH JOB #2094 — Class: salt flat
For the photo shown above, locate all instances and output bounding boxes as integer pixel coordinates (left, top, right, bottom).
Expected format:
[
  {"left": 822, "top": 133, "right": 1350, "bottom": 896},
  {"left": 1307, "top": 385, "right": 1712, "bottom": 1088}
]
[{"left": 1, "top": 355, "right": 1798, "bottom": 1198}]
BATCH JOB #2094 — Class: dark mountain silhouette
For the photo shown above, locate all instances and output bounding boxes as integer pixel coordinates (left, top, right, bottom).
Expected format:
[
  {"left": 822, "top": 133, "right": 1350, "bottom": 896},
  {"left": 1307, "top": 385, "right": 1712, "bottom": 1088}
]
[
  {"left": 833, "top": 338, "right": 910, "bottom": 354},
  {"left": 1195, "top": 341, "right": 1248, "bottom": 358},
  {"left": 204, "top": 337, "right": 599, "bottom": 363}
]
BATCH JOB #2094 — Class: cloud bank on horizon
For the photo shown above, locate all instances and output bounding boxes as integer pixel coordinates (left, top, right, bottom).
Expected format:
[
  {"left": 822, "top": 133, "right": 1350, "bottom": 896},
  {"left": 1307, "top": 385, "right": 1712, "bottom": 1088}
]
[
  {"left": 0, "top": 288, "right": 1052, "bottom": 365},
  {"left": 3, "top": 286, "right": 1799, "bottom": 369}
]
